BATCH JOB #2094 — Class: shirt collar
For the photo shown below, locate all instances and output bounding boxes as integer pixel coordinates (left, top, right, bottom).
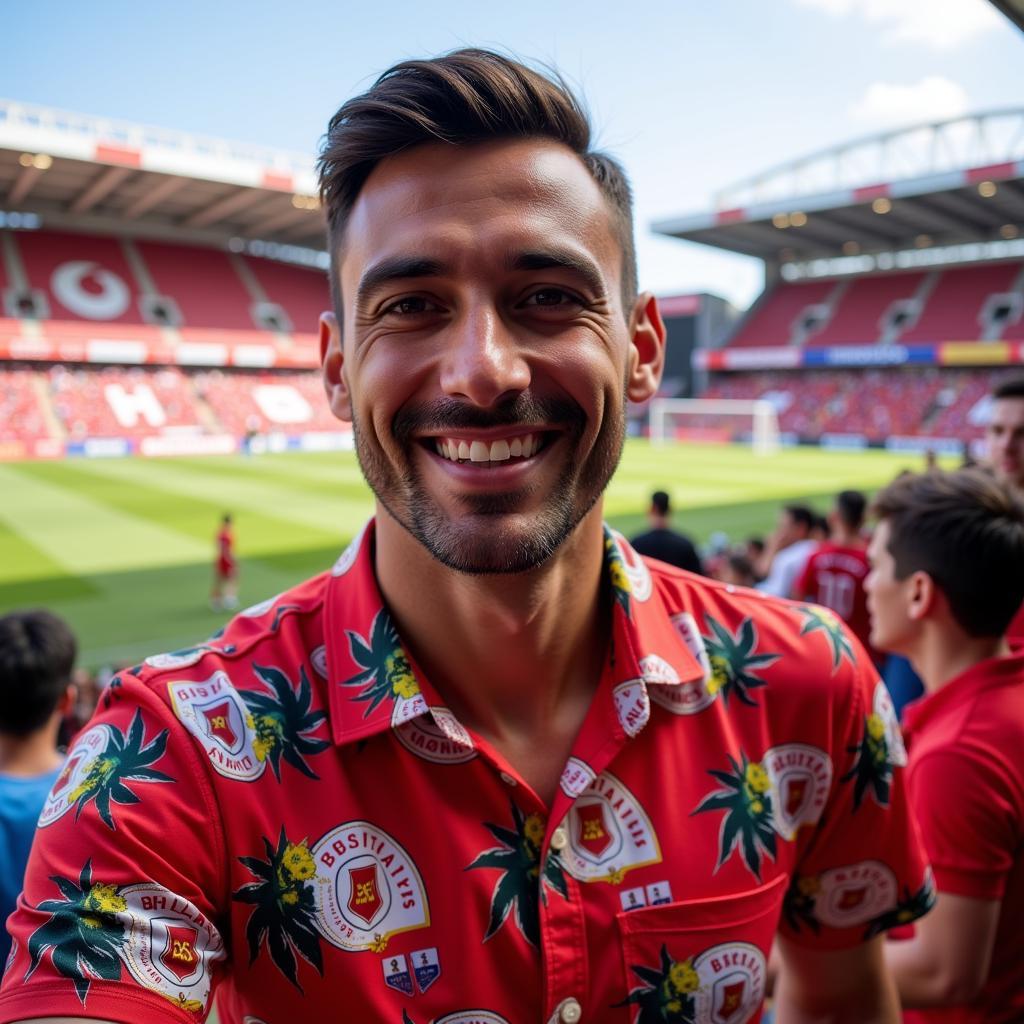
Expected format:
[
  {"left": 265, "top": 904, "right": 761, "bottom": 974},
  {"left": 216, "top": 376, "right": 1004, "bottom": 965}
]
[
  {"left": 901, "top": 650, "right": 1024, "bottom": 741},
  {"left": 323, "top": 519, "right": 705, "bottom": 748}
]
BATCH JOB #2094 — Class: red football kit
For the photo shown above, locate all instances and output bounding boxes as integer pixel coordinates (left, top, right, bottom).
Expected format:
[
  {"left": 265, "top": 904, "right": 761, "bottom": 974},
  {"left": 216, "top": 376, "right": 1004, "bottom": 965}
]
[
  {"left": 795, "top": 543, "right": 878, "bottom": 664},
  {"left": 0, "top": 523, "right": 931, "bottom": 1024},
  {"left": 899, "top": 653, "right": 1024, "bottom": 1024},
  {"left": 217, "top": 526, "right": 236, "bottom": 578},
  {"left": 1008, "top": 601, "right": 1024, "bottom": 648}
]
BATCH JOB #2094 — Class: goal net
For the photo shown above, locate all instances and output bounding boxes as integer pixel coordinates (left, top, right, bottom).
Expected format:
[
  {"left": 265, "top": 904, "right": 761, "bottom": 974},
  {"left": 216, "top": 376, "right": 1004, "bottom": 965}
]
[{"left": 648, "top": 398, "right": 781, "bottom": 456}]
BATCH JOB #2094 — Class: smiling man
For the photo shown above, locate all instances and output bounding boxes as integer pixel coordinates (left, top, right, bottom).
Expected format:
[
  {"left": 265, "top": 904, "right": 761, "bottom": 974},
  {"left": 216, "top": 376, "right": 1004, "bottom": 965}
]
[{"left": 2, "top": 51, "right": 929, "bottom": 1024}]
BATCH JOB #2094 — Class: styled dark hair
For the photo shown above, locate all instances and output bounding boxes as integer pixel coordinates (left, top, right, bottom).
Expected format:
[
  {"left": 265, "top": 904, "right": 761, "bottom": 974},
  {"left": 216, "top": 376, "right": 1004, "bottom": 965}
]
[
  {"left": 871, "top": 468, "right": 1024, "bottom": 637},
  {"left": 651, "top": 491, "right": 671, "bottom": 516},
  {"left": 836, "top": 489, "right": 867, "bottom": 530},
  {"left": 0, "top": 610, "right": 76, "bottom": 737},
  {"left": 784, "top": 504, "right": 815, "bottom": 532},
  {"left": 317, "top": 48, "right": 637, "bottom": 313},
  {"left": 993, "top": 376, "right": 1024, "bottom": 401}
]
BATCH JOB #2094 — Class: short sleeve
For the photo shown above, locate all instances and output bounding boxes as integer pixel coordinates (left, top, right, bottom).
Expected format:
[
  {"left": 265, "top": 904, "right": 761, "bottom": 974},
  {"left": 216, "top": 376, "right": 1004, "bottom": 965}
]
[
  {"left": 778, "top": 647, "right": 934, "bottom": 950},
  {"left": 794, "top": 555, "right": 815, "bottom": 600},
  {"left": 0, "top": 675, "right": 228, "bottom": 1022},
  {"left": 907, "top": 749, "right": 1016, "bottom": 900}
]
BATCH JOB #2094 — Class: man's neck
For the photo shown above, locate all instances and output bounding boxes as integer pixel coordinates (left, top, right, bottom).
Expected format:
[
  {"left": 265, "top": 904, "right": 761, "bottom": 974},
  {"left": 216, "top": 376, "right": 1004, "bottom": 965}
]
[
  {"left": 907, "top": 627, "right": 1011, "bottom": 695},
  {"left": 831, "top": 527, "right": 864, "bottom": 548},
  {"left": 374, "top": 506, "right": 608, "bottom": 735},
  {"left": 0, "top": 724, "right": 63, "bottom": 776}
]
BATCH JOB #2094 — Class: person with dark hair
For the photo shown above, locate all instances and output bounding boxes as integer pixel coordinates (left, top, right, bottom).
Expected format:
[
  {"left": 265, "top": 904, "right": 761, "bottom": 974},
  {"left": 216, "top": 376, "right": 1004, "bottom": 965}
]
[
  {"left": 0, "top": 610, "right": 76, "bottom": 966},
  {"left": 866, "top": 469, "right": 1024, "bottom": 1019},
  {"left": 3, "top": 50, "right": 929, "bottom": 1023},
  {"left": 756, "top": 503, "right": 818, "bottom": 597},
  {"left": 796, "top": 489, "right": 879, "bottom": 664},
  {"left": 629, "top": 490, "right": 703, "bottom": 573},
  {"left": 986, "top": 376, "right": 1024, "bottom": 646}
]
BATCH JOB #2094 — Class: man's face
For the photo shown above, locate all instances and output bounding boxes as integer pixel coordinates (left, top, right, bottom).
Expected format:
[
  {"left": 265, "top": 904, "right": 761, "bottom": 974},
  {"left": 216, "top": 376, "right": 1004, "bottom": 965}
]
[
  {"left": 323, "top": 138, "right": 661, "bottom": 574},
  {"left": 864, "top": 521, "right": 916, "bottom": 654},
  {"left": 986, "top": 396, "right": 1024, "bottom": 489}
]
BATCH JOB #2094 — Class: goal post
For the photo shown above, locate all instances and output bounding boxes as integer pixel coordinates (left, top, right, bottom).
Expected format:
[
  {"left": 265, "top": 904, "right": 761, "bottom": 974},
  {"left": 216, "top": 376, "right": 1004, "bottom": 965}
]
[{"left": 648, "top": 398, "right": 781, "bottom": 456}]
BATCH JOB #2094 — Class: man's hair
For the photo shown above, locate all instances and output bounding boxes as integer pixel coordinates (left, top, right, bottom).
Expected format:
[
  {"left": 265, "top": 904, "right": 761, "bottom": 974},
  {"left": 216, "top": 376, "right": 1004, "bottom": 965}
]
[
  {"left": 651, "top": 491, "right": 671, "bottom": 516},
  {"left": 993, "top": 376, "right": 1024, "bottom": 401},
  {"left": 871, "top": 468, "right": 1024, "bottom": 637},
  {"left": 835, "top": 489, "right": 867, "bottom": 530},
  {"left": 317, "top": 48, "right": 637, "bottom": 314},
  {"left": 783, "top": 505, "right": 814, "bottom": 532},
  {"left": 0, "top": 610, "right": 76, "bottom": 737}
]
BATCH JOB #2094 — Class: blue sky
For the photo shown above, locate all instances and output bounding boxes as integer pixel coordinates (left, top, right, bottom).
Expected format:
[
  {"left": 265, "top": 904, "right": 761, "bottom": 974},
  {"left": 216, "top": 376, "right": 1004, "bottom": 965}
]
[{"left": 5, "top": 0, "right": 1022, "bottom": 308}]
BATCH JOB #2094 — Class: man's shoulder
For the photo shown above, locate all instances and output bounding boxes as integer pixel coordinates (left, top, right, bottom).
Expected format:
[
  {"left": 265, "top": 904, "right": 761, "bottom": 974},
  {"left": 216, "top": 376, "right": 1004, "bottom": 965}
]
[{"left": 127, "top": 571, "right": 332, "bottom": 698}]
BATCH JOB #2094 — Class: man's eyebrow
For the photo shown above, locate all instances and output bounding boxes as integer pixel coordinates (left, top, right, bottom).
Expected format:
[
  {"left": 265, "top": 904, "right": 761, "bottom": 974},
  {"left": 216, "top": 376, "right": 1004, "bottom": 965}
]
[
  {"left": 508, "top": 250, "right": 607, "bottom": 297},
  {"left": 355, "top": 256, "right": 448, "bottom": 308}
]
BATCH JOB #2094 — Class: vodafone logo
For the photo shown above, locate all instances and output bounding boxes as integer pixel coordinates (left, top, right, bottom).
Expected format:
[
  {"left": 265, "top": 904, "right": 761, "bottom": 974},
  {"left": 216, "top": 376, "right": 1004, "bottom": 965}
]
[{"left": 51, "top": 260, "right": 130, "bottom": 320}]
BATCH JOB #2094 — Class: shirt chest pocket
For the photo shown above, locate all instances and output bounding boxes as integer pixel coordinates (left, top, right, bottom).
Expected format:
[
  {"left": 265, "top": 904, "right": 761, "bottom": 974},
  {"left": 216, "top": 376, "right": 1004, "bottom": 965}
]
[{"left": 614, "top": 873, "right": 786, "bottom": 1024}]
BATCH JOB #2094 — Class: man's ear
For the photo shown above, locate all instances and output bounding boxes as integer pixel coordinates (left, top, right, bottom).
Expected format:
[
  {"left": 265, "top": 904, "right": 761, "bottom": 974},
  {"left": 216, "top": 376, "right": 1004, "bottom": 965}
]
[
  {"left": 626, "top": 292, "right": 666, "bottom": 404},
  {"left": 906, "top": 570, "right": 939, "bottom": 622},
  {"left": 319, "top": 311, "right": 352, "bottom": 422}
]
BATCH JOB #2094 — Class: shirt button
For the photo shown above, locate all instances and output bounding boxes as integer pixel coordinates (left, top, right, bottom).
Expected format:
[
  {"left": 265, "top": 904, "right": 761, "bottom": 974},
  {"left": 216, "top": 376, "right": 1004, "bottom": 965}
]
[
  {"left": 550, "top": 826, "right": 569, "bottom": 851},
  {"left": 499, "top": 771, "right": 517, "bottom": 786},
  {"left": 560, "top": 998, "right": 582, "bottom": 1023}
]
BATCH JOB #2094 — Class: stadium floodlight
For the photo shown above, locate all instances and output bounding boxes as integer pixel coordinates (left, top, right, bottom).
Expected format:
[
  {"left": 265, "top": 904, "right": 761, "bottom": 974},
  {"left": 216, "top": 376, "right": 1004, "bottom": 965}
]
[{"left": 648, "top": 398, "right": 781, "bottom": 456}]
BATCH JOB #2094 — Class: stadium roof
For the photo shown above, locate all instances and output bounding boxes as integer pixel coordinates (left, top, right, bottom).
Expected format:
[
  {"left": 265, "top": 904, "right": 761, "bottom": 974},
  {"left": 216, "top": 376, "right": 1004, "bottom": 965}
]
[
  {"left": 653, "top": 110, "right": 1024, "bottom": 264},
  {"left": 0, "top": 100, "right": 325, "bottom": 252},
  {"left": 990, "top": 0, "right": 1024, "bottom": 33}
]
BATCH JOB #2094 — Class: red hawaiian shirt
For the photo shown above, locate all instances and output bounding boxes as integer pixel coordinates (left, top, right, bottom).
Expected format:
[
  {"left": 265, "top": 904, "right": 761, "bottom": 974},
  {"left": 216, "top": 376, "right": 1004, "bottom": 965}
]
[{"left": 0, "top": 522, "right": 932, "bottom": 1024}]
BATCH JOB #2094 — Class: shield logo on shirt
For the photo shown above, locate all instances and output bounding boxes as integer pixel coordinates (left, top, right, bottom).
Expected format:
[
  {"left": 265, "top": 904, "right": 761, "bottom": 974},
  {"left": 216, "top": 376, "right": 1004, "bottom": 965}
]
[
  {"left": 783, "top": 776, "right": 809, "bottom": 818},
  {"left": 714, "top": 979, "right": 747, "bottom": 1022},
  {"left": 575, "top": 802, "right": 613, "bottom": 857},
  {"left": 347, "top": 864, "right": 383, "bottom": 925},
  {"left": 838, "top": 885, "right": 868, "bottom": 911},
  {"left": 52, "top": 753, "right": 85, "bottom": 795},
  {"left": 200, "top": 701, "right": 239, "bottom": 750},
  {"left": 156, "top": 921, "right": 202, "bottom": 985}
]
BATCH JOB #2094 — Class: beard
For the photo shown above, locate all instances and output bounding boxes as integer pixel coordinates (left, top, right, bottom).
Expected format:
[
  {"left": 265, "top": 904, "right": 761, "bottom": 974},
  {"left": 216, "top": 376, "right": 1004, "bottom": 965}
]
[{"left": 351, "top": 389, "right": 626, "bottom": 575}]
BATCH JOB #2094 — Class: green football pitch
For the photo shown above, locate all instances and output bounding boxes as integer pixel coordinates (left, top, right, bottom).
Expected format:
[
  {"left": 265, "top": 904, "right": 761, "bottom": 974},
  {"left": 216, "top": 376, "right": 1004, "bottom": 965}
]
[{"left": 0, "top": 441, "right": 952, "bottom": 669}]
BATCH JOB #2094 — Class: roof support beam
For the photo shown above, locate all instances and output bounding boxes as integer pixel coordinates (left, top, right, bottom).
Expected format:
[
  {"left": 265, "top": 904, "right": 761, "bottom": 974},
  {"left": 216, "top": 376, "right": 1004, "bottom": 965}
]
[
  {"left": 7, "top": 165, "right": 46, "bottom": 205},
  {"left": 122, "top": 175, "right": 188, "bottom": 218},
  {"left": 69, "top": 166, "right": 133, "bottom": 214},
  {"left": 183, "top": 187, "right": 267, "bottom": 228}
]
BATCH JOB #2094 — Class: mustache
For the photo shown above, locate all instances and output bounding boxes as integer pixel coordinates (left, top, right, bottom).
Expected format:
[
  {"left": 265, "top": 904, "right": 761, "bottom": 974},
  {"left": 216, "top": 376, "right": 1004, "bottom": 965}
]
[{"left": 392, "top": 394, "right": 585, "bottom": 444}]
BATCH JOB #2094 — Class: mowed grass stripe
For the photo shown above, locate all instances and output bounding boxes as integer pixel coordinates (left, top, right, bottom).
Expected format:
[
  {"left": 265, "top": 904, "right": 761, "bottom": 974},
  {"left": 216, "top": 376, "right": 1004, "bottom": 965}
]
[
  {"left": 0, "top": 519, "right": 98, "bottom": 605},
  {"left": 0, "top": 463, "right": 210, "bottom": 576},
  {"left": 50, "top": 455, "right": 374, "bottom": 540},
  {"left": 170, "top": 450, "right": 373, "bottom": 494}
]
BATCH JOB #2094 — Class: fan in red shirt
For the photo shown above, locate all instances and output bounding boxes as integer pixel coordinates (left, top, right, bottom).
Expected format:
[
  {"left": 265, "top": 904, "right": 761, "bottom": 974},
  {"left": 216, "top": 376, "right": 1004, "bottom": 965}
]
[
  {"left": 211, "top": 513, "right": 238, "bottom": 611},
  {"left": 984, "top": 377, "right": 1024, "bottom": 648},
  {"left": 795, "top": 490, "right": 879, "bottom": 664},
  {"left": 866, "top": 468, "right": 1024, "bottom": 1021}
]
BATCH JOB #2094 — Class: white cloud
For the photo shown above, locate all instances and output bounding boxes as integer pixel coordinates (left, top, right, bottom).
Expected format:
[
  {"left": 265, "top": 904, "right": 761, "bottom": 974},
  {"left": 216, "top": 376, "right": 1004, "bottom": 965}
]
[
  {"left": 793, "top": 0, "right": 1003, "bottom": 51},
  {"left": 848, "top": 76, "right": 970, "bottom": 129}
]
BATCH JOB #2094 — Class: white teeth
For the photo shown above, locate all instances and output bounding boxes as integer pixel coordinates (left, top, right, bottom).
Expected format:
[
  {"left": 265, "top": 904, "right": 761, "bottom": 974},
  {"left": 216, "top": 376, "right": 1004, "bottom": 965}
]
[{"left": 435, "top": 433, "right": 541, "bottom": 462}]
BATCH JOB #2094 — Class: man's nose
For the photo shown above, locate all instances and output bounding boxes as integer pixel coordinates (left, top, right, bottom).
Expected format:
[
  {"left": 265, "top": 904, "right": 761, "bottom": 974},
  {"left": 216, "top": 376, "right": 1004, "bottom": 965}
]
[{"left": 439, "top": 306, "right": 531, "bottom": 407}]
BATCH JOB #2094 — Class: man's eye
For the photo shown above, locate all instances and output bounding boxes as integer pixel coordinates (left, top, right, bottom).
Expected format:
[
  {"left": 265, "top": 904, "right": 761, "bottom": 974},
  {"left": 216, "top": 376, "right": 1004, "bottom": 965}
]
[
  {"left": 383, "top": 297, "right": 436, "bottom": 316},
  {"left": 522, "top": 288, "right": 581, "bottom": 308}
]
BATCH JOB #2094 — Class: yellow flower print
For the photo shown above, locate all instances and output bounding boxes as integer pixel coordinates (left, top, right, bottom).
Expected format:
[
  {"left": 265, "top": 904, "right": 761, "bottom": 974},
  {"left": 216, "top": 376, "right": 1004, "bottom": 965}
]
[
  {"left": 745, "top": 761, "right": 770, "bottom": 795},
  {"left": 281, "top": 891, "right": 298, "bottom": 906},
  {"left": 669, "top": 958, "right": 700, "bottom": 994},
  {"left": 67, "top": 756, "right": 117, "bottom": 804},
  {"left": 666, "top": 998, "right": 682, "bottom": 1013},
  {"left": 866, "top": 713, "right": 886, "bottom": 742},
  {"left": 387, "top": 652, "right": 420, "bottom": 700},
  {"left": 163, "top": 993, "right": 204, "bottom": 1013},
  {"left": 369, "top": 933, "right": 388, "bottom": 953},
  {"left": 706, "top": 653, "right": 731, "bottom": 696},
  {"left": 81, "top": 915, "right": 103, "bottom": 929},
  {"left": 798, "top": 875, "right": 821, "bottom": 897},
  {"left": 84, "top": 883, "right": 127, "bottom": 916},
  {"left": 281, "top": 842, "right": 316, "bottom": 881},
  {"left": 523, "top": 813, "right": 545, "bottom": 848},
  {"left": 252, "top": 713, "right": 283, "bottom": 762},
  {"left": 608, "top": 560, "right": 632, "bottom": 594}
]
